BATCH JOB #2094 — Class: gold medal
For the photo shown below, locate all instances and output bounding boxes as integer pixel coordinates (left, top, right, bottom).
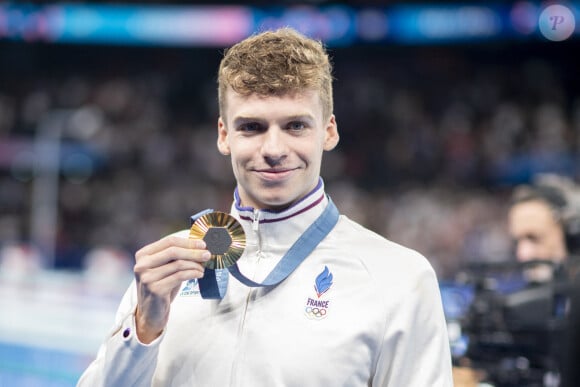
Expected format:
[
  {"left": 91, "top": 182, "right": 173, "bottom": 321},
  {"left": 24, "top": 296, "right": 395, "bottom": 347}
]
[{"left": 189, "top": 211, "right": 246, "bottom": 269}]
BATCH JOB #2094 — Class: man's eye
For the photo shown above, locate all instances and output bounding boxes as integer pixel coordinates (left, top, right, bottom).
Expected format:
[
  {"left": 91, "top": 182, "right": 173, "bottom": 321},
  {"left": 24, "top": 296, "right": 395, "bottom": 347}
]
[
  {"left": 287, "top": 121, "right": 306, "bottom": 131},
  {"left": 239, "top": 123, "right": 262, "bottom": 132},
  {"left": 525, "top": 234, "right": 540, "bottom": 244}
]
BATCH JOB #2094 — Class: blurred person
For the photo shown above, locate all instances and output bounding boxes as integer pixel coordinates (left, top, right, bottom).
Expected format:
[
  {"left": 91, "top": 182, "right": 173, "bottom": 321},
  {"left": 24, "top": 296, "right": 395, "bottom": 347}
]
[
  {"left": 508, "top": 174, "right": 580, "bottom": 283},
  {"left": 454, "top": 174, "right": 580, "bottom": 386},
  {"left": 0, "top": 242, "right": 43, "bottom": 282},
  {"left": 508, "top": 175, "right": 580, "bottom": 387},
  {"left": 77, "top": 28, "right": 452, "bottom": 386},
  {"left": 83, "top": 246, "right": 134, "bottom": 295}
]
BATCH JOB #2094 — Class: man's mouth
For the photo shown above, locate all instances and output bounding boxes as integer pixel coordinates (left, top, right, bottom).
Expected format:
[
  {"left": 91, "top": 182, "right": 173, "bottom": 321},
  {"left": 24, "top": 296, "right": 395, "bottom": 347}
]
[{"left": 255, "top": 168, "right": 296, "bottom": 181}]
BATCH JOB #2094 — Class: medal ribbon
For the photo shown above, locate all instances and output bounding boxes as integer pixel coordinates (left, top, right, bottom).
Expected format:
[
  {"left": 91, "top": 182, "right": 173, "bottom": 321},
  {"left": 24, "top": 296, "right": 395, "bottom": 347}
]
[{"left": 192, "top": 198, "right": 339, "bottom": 299}]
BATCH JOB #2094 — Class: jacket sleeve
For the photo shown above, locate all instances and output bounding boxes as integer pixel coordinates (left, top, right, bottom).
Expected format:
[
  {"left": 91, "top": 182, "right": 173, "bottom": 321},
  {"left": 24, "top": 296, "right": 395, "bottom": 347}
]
[
  {"left": 373, "top": 264, "right": 454, "bottom": 386},
  {"left": 76, "top": 281, "right": 163, "bottom": 387}
]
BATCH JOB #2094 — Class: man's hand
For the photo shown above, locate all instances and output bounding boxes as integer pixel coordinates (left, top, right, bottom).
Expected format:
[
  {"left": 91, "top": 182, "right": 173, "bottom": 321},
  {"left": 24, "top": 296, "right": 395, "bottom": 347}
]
[{"left": 133, "top": 235, "right": 210, "bottom": 343}]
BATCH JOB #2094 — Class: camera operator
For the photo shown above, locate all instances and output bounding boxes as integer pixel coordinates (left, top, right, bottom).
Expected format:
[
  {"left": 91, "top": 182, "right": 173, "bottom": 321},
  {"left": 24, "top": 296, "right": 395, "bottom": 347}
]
[
  {"left": 508, "top": 174, "right": 580, "bottom": 284},
  {"left": 506, "top": 175, "right": 580, "bottom": 386},
  {"left": 454, "top": 174, "right": 580, "bottom": 387}
]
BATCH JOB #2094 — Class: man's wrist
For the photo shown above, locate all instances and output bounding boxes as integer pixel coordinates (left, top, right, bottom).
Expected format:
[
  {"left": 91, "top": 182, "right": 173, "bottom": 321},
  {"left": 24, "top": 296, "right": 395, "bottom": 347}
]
[{"left": 135, "top": 308, "right": 165, "bottom": 344}]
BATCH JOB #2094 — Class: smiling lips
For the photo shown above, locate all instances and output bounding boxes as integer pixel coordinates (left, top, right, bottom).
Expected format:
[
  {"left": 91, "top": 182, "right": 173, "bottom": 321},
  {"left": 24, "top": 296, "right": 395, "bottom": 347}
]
[{"left": 255, "top": 168, "right": 296, "bottom": 181}]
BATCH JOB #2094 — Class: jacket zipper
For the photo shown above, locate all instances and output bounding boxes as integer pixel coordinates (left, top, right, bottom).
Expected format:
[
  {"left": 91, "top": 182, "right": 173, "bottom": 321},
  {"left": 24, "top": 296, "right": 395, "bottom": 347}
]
[
  {"left": 252, "top": 209, "right": 263, "bottom": 256},
  {"left": 252, "top": 209, "right": 260, "bottom": 231},
  {"left": 231, "top": 209, "right": 262, "bottom": 386}
]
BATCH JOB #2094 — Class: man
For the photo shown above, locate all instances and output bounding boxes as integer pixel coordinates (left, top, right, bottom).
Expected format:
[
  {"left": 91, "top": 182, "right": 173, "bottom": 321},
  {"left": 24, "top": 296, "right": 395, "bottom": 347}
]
[
  {"left": 508, "top": 176, "right": 580, "bottom": 283},
  {"left": 77, "top": 27, "right": 452, "bottom": 386},
  {"left": 507, "top": 176, "right": 580, "bottom": 386},
  {"left": 457, "top": 176, "right": 580, "bottom": 386}
]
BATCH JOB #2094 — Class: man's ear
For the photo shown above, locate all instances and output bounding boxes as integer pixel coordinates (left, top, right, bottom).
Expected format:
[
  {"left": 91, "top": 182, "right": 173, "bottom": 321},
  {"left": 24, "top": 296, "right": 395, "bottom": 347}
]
[
  {"left": 323, "top": 114, "right": 340, "bottom": 151},
  {"left": 217, "top": 117, "right": 231, "bottom": 155}
]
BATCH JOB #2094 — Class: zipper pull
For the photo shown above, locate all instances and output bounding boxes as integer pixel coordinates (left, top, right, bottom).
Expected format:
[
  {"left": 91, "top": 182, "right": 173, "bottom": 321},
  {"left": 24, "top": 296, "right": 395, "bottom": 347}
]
[{"left": 252, "top": 210, "right": 260, "bottom": 231}]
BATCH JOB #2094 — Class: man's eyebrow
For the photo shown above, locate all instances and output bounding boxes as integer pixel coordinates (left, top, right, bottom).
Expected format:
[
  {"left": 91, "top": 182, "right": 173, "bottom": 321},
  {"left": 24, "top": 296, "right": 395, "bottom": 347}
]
[
  {"left": 285, "top": 114, "right": 316, "bottom": 121},
  {"left": 232, "top": 116, "right": 263, "bottom": 126},
  {"left": 232, "top": 114, "right": 316, "bottom": 126}
]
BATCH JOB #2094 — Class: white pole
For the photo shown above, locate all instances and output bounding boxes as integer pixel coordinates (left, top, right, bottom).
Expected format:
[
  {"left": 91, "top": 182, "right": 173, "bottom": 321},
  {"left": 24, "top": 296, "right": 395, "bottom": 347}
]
[{"left": 30, "top": 110, "right": 70, "bottom": 268}]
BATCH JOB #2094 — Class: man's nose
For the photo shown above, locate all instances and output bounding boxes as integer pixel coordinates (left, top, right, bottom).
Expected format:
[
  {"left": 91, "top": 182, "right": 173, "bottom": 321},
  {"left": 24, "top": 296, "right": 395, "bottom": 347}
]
[
  {"left": 516, "top": 241, "right": 536, "bottom": 262},
  {"left": 261, "top": 128, "right": 287, "bottom": 164}
]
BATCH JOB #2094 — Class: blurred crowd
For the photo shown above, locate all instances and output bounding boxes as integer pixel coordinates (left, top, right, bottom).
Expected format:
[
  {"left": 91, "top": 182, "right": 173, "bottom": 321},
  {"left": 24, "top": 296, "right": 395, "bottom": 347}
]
[{"left": 0, "top": 41, "right": 579, "bottom": 281}]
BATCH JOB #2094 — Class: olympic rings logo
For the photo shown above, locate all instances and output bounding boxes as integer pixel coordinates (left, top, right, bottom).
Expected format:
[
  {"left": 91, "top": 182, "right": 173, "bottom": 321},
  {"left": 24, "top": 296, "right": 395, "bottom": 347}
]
[{"left": 304, "top": 306, "right": 328, "bottom": 319}]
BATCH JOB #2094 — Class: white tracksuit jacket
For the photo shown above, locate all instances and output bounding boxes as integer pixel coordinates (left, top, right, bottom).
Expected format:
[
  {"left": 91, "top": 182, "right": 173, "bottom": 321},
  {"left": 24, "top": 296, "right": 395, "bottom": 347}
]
[{"left": 77, "top": 183, "right": 453, "bottom": 386}]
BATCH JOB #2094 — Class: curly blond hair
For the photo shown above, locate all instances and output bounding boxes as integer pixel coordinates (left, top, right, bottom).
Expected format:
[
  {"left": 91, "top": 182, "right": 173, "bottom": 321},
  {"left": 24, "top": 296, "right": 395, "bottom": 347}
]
[{"left": 218, "top": 28, "right": 333, "bottom": 121}]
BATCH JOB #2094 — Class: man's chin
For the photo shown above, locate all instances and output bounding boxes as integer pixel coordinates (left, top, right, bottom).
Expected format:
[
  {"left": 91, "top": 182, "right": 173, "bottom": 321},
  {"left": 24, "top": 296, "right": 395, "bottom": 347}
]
[{"left": 523, "top": 266, "right": 554, "bottom": 284}]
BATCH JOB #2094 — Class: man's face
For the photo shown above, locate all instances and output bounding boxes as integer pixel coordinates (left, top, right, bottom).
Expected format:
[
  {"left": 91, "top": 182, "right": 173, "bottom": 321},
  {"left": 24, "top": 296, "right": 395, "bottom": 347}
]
[
  {"left": 217, "top": 89, "right": 339, "bottom": 210},
  {"left": 508, "top": 200, "right": 567, "bottom": 282}
]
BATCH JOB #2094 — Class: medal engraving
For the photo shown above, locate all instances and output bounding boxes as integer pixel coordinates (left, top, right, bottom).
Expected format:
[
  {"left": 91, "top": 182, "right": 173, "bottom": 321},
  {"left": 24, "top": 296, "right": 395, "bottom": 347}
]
[
  {"left": 189, "top": 212, "right": 246, "bottom": 269},
  {"left": 204, "top": 227, "right": 232, "bottom": 255}
]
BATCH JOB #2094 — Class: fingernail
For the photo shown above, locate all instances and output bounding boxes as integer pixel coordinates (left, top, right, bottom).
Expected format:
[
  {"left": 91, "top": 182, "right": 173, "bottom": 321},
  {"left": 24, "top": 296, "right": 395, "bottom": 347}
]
[{"left": 202, "top": 251, "right": 211, "bottom": 260}]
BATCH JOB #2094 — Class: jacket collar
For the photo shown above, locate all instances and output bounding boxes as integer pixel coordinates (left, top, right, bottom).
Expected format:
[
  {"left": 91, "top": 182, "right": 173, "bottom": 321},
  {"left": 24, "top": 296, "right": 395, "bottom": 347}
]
[
  {"left": 232, "top": 178, "right": 326, "bottom": 225},
  {"left": 229, "top": 179, "right": 329, "bottom": 278}
]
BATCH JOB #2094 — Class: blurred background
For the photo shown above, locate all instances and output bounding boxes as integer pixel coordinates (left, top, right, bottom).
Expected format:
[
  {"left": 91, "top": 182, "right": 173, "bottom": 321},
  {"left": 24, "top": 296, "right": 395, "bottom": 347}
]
[{"left": 0, "top": 0, "right": 579, "bottom": 385}]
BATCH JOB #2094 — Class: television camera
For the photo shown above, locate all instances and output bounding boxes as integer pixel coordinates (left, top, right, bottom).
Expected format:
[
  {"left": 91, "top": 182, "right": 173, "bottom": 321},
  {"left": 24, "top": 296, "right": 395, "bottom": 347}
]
[{"left": 443, "top": 259, "right": 580, "bottom": 387}]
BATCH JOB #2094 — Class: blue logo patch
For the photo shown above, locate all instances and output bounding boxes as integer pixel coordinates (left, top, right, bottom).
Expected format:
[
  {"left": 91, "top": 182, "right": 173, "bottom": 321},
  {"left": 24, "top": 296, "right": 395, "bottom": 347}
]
[
  {"left": 304, "top": 266, "right": 333, "bottom": 320},
  {"left": 314, "top": 265, "right": 333, "bottom": 298}
]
